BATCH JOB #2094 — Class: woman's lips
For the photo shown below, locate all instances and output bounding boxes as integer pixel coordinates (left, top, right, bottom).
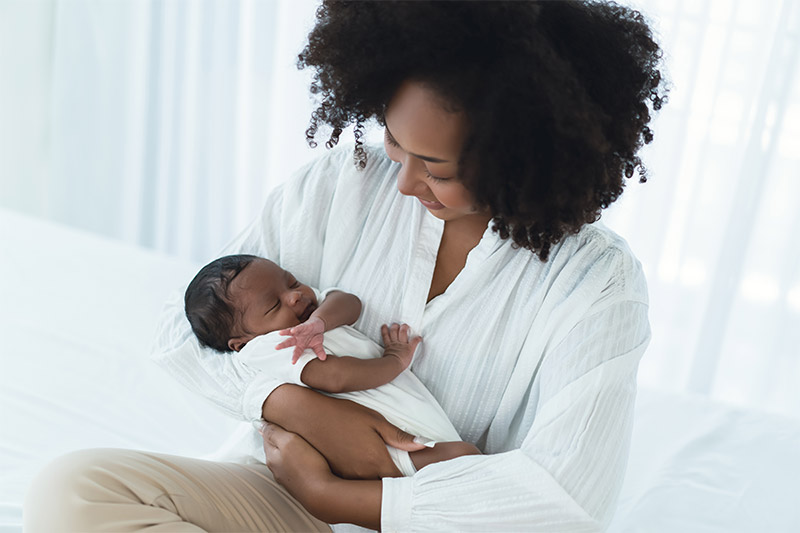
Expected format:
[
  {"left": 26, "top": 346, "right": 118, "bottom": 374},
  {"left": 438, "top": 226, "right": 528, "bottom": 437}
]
[{"left": 419, "top": 198, "right": 445, "bottom": 210}]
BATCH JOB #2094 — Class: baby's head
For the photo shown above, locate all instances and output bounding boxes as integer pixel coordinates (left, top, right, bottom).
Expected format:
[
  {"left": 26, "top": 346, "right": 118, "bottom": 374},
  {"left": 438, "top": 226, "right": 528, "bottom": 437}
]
[{"left": 184, "top": 255, "right": 318, "bottom": 353}]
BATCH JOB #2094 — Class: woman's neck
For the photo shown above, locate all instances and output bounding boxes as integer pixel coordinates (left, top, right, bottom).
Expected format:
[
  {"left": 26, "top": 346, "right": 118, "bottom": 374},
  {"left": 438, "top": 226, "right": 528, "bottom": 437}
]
[{"left": 426, "top": 214, "right": 492, "bottom": 302}]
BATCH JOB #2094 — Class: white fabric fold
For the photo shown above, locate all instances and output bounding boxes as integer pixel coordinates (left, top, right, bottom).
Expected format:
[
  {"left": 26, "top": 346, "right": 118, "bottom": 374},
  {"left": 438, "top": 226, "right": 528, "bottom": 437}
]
[{"left": 151, "top": 143, "right": 651, "bottom": 531}]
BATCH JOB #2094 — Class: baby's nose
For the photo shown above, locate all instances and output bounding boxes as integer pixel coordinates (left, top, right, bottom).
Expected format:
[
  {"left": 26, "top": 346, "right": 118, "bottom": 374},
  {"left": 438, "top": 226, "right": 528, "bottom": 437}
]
[{"left": 286, "top": 290, "right": 303, "bottom": 306}]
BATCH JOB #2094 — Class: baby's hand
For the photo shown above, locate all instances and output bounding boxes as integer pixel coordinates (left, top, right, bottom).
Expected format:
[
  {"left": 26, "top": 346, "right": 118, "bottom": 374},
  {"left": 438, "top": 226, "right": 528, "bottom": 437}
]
[
  {"left": 380, "top": 323, "right": 422, "bottom": 372},
  {"left": 277, "top": 316, "right": 327, "bottom": 364}
]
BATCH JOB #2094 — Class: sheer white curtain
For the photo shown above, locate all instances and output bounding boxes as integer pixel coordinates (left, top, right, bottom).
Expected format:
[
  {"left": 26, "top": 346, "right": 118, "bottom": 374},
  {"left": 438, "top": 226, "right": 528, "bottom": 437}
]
[
  {"left": 1, "top": 0, "right": 797, "bottom": 418},
  {"left": 606, "top": 0, "right": 800, "bottom": 418},
  {"left": 1, "top": 0, "right": 321, "bottom": 261}
]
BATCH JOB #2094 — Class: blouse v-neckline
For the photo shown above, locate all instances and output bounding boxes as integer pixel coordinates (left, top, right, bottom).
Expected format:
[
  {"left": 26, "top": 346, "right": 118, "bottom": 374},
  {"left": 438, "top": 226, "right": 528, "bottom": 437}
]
[
  {"left": 398, "top": 204, "right": 500, "bottom": 327},
  {"left": 423, "top": 216, "right": 499, "bottom": 310}
]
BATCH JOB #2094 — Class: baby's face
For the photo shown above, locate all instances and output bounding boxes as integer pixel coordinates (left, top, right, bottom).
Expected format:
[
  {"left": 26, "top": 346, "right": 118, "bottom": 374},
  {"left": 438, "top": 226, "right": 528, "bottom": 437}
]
[{"left": 226, "top": 258, "right": 317, "bottom": 351}]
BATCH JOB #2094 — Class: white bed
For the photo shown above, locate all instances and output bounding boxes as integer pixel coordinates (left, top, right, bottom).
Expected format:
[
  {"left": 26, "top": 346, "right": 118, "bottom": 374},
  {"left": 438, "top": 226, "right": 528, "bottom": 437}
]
[{"left": 2, "top": 208, "right": 799, "bottom": 532}]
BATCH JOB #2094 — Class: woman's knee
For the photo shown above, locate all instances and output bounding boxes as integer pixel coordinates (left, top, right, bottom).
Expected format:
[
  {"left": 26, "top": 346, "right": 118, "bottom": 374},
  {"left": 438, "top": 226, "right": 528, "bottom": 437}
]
[{"left": 24, "top": 448, "right": 141, "bottom": 532}]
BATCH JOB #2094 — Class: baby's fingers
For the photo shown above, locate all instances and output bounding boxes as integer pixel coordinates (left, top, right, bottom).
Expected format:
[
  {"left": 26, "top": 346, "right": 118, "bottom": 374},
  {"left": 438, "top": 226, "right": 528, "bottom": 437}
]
[
  {"left": 313, "top": 345, "right": 327, "bottom": 361},
  {"left": 409, "top": 335, "right": 422, "bottom": 353},
  {"left": 397, "top": 323, "right": 410, "bottom": 343},
  {"left": 275, "top": 337, "right": 298, "bottom": 350},
  {"left": 388, "top": 323, "right": 407, "bottom": 343},
  {"left": 381, "top": 323, "right": 417, "bottom": 344},
  {"left": 291, "top": 346, "right": 304, "bottom": 365},
  {"left": 381, "top": 323, "right": 401, "bottom": 343},
  {"left": 388, "top": 323, "right": 402, "bottom": 343}
]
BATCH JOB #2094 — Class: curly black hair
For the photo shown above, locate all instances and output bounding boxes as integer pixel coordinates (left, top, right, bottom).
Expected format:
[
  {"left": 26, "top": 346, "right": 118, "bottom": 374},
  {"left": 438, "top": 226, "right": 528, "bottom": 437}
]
[
  {"left": 298, "top": 0, "right": 667, "bottom": 260},
  {"left": 184, "top": 254, "right": 258, "bottom": 353}
]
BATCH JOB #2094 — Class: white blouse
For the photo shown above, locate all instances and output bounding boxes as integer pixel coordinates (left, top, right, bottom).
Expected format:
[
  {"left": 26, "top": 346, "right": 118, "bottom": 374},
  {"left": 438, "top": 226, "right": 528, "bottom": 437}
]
[{"left": 152, "top": 144, "right": 650, "bottom": 532}]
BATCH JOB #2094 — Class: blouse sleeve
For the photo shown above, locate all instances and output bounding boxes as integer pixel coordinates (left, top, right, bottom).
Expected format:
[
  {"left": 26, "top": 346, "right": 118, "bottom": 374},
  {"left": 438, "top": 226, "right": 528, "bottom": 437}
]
[
  {"left": 150, "top": 147, "right": 349, "bottom": 422},
  {"left": 381, "top": 263, "right": 651, "bottom": 532}
]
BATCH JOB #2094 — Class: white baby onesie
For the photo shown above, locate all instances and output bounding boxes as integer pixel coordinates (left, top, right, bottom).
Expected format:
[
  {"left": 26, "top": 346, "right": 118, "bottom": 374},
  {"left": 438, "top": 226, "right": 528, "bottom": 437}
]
[{"left": 237, "top": 297, "right": 462, "bottom": 475}]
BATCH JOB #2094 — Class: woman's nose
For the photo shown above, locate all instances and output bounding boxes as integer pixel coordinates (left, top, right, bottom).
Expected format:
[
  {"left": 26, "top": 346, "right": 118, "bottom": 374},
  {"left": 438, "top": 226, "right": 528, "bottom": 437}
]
[{"left": 396, "top": 158, "right": 427, "bottom": 197}]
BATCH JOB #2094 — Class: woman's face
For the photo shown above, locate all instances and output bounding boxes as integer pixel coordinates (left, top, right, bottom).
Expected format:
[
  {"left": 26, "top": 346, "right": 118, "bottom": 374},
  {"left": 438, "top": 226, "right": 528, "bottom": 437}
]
[{"left": 383, "top": 81, "right": 487, "bottom": 223}]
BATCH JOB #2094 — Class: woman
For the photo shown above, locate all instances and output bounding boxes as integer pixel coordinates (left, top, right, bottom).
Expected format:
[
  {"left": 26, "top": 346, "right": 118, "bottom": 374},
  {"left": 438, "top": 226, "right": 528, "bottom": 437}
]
[{"left": 26, "top": 1, "right": 666, "bottom": 531}]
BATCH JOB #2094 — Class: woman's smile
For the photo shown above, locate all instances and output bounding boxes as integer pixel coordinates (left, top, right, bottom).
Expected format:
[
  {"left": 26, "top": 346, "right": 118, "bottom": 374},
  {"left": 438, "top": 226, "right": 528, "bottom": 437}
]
[{"left": 418, "top": 198, "right": 446, "bottom": 210}]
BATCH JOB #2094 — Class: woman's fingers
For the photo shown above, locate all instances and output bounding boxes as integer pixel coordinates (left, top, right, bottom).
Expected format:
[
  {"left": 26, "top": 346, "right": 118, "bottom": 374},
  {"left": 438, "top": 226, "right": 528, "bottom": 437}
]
[
  {"left": 261, "top": 422, "right": 281, "bottom": 453},
  {"left": 261, "top": 422, "right": 300, "bottom": 452},
  {"left": 375, "top": 419, "right": 426, "bottom": 452}
]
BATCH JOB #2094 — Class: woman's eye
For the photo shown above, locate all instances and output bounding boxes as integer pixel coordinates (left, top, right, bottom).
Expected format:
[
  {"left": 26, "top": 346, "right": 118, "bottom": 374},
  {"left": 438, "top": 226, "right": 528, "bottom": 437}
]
[
  {"left": 425, "top": 168, "right": 450, "bottom": 183},
  {"left": 384, "top": 129, "right": 400, "bottom": 148}
]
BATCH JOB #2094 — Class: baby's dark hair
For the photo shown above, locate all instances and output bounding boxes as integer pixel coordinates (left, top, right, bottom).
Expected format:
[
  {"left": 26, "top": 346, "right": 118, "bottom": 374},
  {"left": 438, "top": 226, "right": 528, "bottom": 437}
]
[
  {"left": 299, "top": 0, "right": 668, "bottom": 260},
  {"left": 184, "top": 254, "right": 258, "bottom": 353}
]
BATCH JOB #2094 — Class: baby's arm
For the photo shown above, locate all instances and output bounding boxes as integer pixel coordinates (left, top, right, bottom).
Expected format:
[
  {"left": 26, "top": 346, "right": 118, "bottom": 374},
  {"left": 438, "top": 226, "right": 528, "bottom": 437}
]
[
  {"left": 300, "top": 323, "right": 420, "bottom": 393},
  {"left": 308, "top": 290, "right": 362, "bottom": 331},
  {"left": 277, "top": 290, "right": 362, "bottom": 362}
]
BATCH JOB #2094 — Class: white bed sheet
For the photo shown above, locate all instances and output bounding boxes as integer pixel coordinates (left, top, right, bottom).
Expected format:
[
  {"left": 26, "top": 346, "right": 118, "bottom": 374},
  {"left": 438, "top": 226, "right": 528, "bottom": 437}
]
[
  {"left": 609, "top": 390, "right": 800, "bottom": 532},
  {"left": 0, "top": 209, "right": 241, "bottom": 532},
  {"left": 1, "top": 208, "right": 798, "bottom": 532}
]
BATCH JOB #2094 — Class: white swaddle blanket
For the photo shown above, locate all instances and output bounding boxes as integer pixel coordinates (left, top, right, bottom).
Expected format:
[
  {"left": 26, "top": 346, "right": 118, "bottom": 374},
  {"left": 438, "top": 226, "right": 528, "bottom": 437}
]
[{"left": 237, "top": 322, "right": 462, "bottom": 475}]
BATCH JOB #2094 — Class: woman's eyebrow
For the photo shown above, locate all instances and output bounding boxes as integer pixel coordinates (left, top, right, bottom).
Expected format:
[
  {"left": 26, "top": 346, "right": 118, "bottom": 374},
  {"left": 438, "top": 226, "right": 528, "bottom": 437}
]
[{"left": 385, "top": 125, "right": 449, "bottom": 163}]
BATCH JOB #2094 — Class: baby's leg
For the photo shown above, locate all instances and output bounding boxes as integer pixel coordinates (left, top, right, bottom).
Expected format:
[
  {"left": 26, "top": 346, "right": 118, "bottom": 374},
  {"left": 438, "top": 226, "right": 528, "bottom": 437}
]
[{"left": 409, "top": 441, "right": 481, "bottom": 471}]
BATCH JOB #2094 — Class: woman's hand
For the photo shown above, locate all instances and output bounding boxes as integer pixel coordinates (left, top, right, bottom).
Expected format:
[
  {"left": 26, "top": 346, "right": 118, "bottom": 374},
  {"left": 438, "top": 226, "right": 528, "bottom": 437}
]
[
  {"left": 262, "top": 384, "right": 425, "bottom": 479},
  {"left": 276, "top": 316, "right": 327, "bottom": 363},
  {"left": 261, "top": 422, "right": 384, "bottom": 529},
  {"left": 260, "top": 422, "right": 334, "bottom": 506}
]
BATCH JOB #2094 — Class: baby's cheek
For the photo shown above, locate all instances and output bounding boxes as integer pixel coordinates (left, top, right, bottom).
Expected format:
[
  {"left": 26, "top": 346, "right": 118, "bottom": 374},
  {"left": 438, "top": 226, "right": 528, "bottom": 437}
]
[{"left": 285, "top": 311, "right": 301, "bottom": 329}]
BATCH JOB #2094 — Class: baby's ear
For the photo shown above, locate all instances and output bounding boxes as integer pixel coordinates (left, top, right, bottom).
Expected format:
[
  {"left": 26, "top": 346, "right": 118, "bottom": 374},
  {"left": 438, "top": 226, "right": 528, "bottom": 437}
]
[{"left": 228, "top": 337, "right": 247, "bottom": 352}]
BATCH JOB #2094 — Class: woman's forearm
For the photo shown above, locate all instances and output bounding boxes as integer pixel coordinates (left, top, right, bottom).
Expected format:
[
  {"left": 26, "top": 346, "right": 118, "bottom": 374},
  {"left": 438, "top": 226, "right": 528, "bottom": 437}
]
[
  {"left": 307, "top": 478, "right": 383, "bottom": 530},
  {"left": 261, "top": 420, "right": 385, "bottom": 529}
]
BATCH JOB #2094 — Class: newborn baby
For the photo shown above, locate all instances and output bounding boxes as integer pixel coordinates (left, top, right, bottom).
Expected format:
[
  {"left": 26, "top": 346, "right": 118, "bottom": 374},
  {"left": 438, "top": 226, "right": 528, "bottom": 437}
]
[{"left": 184, "top": 254, "right": 480, "bottom": 476}]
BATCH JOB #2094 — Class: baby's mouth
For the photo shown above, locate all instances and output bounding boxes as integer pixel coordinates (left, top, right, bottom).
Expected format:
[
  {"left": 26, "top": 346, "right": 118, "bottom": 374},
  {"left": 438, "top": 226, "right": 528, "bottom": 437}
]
[{"left": 299, "top": 302, "right": 316, "bottom": 322}]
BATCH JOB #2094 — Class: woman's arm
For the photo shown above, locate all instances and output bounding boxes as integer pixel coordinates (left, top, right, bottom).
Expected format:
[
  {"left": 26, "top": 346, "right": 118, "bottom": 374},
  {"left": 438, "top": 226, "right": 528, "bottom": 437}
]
[
  {"left": 261, "top": 422, "right": 383, "bottom": 530},
  {"left": 378, "top": 300, "right": 649, "bottom": 531},
  {"left": 266, "top": 300, "right": 649, "bottom": 531},
  {"left": 262, "top": 384, "right": 424, "bottom": 480},
  {"left": 409, "top": 441, "right": 481, "bottom": 471}
]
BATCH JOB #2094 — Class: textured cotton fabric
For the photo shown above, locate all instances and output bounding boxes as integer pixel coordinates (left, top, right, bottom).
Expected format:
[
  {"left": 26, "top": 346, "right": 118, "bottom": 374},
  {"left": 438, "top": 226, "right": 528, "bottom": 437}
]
[
  {"left": 152, "top": 144, "right": 650, "bottom": 532},
  {"left": 236, "top": 299, "right": 462, "bottom": 468}
]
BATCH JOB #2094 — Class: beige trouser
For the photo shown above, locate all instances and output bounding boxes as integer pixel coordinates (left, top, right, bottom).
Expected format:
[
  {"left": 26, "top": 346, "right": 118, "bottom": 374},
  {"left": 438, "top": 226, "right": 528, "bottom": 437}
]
[{"left": 24, "top": 448, "right": 332, "bottom": 532}]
